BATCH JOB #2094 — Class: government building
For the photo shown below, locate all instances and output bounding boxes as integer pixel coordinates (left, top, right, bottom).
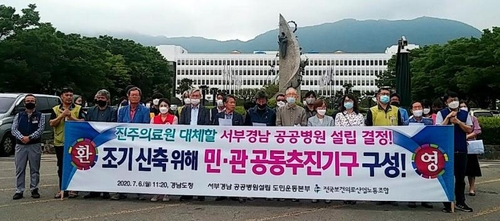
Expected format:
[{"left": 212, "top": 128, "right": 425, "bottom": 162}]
[{"left": 157, "top": 44, "right": 418, "bottom": 100}]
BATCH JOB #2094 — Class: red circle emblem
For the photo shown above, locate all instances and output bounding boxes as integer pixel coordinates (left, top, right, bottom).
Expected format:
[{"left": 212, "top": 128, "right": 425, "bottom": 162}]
[
  {"left": 69, "top": 138, "right": 98, "bottom": 170},
  {"left": 412, "top": 144, "right": 448, "bottom": 179}
]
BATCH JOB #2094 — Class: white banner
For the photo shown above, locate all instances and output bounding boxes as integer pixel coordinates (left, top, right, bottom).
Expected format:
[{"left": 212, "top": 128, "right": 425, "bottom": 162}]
[{"left": 62, "top": 122, "right": 455, "bottom": 202}]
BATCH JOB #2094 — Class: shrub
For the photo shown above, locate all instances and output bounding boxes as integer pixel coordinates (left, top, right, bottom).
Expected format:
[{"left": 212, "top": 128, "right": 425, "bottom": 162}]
[{"left": 477, "top": 117, "right": 500, "bottom": 145}]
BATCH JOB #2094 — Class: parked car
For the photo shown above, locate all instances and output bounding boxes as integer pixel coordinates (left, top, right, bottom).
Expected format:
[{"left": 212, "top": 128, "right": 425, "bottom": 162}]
[
  {"left": 470, "top": 109, "right": 494, "bottom": 118},
  {"left": 491, "top": 110, "right": 500, "bottom": 117},
  {"left": 0, "top": 93, "right": 61, "bottom": 157}
]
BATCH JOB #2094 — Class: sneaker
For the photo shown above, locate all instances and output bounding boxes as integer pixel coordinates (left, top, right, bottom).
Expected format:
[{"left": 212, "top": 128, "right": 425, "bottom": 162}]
[
  {"left": 442, "top": 207, "right": 452, "bottom": 213},
  {"left": 13, "top": 193, "right": 23, "bottom": 200},
  {"left": 162, "top": 195, "right": 170, "bottom": 202},
  {"left": 278, "top": 198, "right": 285, "bottom": 201},
  {"left": 325, "top": 200, "right": 331, "bottom": 204},
  {"left": 102, "top": 193, "right": 111, "bottom": 199},
  {"left": 83, "top": 192, "right": 100, "bottom": 199},
  {"left": 31, "top": 189, "right": 40, "bottom": 199},
  {"left": 291, "top": 199, "right": 299, "bottom": 202},
  {"left": 456, "top": 203, "right": 473, "bottom": 212},
  {"left": 138, "top": 194, "right": 146, "bottom": 200},
  {"left": 151, "top": 195, "right": 159, "bottom": 202},
  {"left": 266, "top": 198, "right": 274, "bottom": 201},
  {"left": 312, "top": 199, "right": 318, "bottom": 203}
]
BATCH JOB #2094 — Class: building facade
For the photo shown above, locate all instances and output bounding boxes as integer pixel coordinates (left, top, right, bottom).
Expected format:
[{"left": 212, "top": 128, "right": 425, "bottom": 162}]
[{"left": 157, "top": 45, "right": 405, "bottom": 100}]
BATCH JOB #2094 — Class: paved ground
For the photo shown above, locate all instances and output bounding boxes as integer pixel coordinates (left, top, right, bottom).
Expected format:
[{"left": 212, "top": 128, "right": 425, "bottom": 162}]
[{"left": 1, "top": 155, "right": 500, "bottom": 221}]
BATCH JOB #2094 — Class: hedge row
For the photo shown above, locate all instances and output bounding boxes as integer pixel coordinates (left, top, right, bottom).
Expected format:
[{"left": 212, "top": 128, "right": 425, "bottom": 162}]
[{"left": 478, "top": 117, "right": 500, "bottom": 145}]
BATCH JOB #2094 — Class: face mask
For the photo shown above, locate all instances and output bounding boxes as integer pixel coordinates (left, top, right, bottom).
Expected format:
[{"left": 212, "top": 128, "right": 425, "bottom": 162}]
[
  {"left": 460, "top": 107, "right": 468, "bottom": 112},
  {"left": 25, "top": 103, "right": 36, "bottom": 110},
  {"left": 257, "top": 103, "right": 267, "bottom": 109},
  {"left": 153, "top": 99, "right": 159, "bottom": 106},
  {"left": 390, "top": 102, "right": 400, "bottom": 107},
  {"left": 413, "top": 110, "right": 423, "bottom": 117},
  {"left": 184, "top": 98, "right": 191, "bottom": 105},
  {"left": 277, "top": 101, "right": 286, "bottom": 107},
  {"left": 423, "top": 108, "right": 430, "bottom": 115},
  {"left": 448, "top": 101, "right": 459, "bottom": 109},
  {"left": 317, "top": 109, "right": 326, "bottom": 116},
  {"left": 344, "top": 102, "right": 354, "bottom": 110},
  {"left": 190, "top": 99, "right": 200, "bottom": 105},
  {"left": 96, "top": 100, "right": 107, "bottom": 107},
  {"left": 159, "top": 107, "right": 169, "bottom": 114},
  {"left": 286, "top": 97, "right": 296, "bottom": 104},
  {"left": 380, "top": 95, "right": 390, "bottom": 104},
  {"left": 170, "top": 105, "right": 178, "bottom": 110},
  {"left": 216, "top": 99, "right": 224, "bottom": 107},
  {"left": 306, "top": 97, "right": 315, "bottom": 104},
  {"left": 145, "top": 103, "right": 151, "bottom": 108}
]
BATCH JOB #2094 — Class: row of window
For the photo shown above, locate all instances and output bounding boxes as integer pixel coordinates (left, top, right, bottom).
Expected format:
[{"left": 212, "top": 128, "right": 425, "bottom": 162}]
[
  {"left": 176, "top": 79, "right": 377, "bottom": 87},
  {"left": 176, "top": 58, "right": 389, "bottom": 67},
  {"left": 176, "top": 69, "right": 385, "bottom": 76}
]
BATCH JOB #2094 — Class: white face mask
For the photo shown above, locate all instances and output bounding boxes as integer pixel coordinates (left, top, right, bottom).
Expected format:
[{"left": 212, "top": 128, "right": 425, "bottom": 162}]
[
  {"left": 216, "top": 99, "right": 224, "bottom": 107},
  {"left": 184, "top": 98, "right": 191, "bottom": 105},
  {"left": 152, "top": 99, "right": 159, "bottom": 105},
  {"left": 190, "top": 99, "right": 200, "bottom": 105},
  {"left": 159, "top": 107, "right": 169, "bottom": 114},
  {"left": 306, "top": 97, "right": 315, "bottom": 104},
  {"left": 460, "top": 107, "right": 468, "bottom": 112},
  {"left": 448, "top": 101, "right": 459, "bottom": 109},
  {"left": 276, "top": 101, "right": 286, "bottom": 107},
  {"left": 317, "top": 109, "right": 327, "bottom": 116},
  {"left": 413, "top": 110, "right": 423, "bottom": 117},
  {"left": 170, "top": 104, "right": 178, "bottom": 110},
  {"left": 423, "top": 108, "right": 430, "bottom": 115},
  {"left": 145, "top": 103, "right": 151, "bottom": 108}
]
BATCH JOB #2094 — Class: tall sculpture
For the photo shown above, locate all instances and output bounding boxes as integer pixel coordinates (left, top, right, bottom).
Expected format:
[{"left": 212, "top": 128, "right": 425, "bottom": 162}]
[{"left": 278, "top": 14, "right": 302, "bottom": 98}]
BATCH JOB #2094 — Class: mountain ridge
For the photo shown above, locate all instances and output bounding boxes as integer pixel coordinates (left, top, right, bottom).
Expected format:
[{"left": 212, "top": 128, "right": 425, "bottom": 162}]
[{"left": 79, "top": 16, "right": 482, "bottom": 53}]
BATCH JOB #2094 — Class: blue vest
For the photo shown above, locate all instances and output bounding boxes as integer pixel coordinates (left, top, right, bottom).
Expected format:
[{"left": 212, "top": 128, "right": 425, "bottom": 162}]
[
  {"left": 16, "top": 111, "right": 42, "bottom": 144},
  {"left": 439, "top": 108, "right": 468, "bottom": 153}
]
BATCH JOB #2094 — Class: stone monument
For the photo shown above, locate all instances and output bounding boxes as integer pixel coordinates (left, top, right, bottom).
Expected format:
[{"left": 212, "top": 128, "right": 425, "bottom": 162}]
[{"left": 278, "top": 14, "right": 302, "bottom": 98}]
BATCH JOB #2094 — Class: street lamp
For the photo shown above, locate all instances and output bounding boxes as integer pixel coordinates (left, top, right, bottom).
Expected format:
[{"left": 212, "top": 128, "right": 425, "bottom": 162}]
[
  {"left": 199, "top": 85, "right": 209, "bottom": 106},
  {"left": 395, "top": 36, "right": 411, "bottom": 110}
]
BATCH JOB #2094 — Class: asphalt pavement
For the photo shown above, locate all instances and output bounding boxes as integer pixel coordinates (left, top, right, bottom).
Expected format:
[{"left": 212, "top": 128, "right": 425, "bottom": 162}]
[{"left": 0, "top": 155, "right": 500, "bottom": 221}]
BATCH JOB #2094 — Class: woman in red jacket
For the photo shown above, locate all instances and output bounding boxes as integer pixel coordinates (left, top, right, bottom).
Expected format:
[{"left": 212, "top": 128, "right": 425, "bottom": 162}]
[{"left": 150, "top": 99, "right": 178, "bottom": 202}]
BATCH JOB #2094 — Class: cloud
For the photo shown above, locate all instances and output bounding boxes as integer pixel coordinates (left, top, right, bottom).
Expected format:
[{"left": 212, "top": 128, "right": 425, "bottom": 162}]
[{"left": 5, "top": 0, "right": 499, "bottom": 40}]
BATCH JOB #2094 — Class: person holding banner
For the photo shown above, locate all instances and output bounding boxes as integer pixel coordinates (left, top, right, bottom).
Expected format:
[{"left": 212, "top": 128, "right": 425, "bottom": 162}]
[
  {"left": 436, "top": 91, "right": 474, "bottom": 213},
  {"left": 460, "top": 102, "right": 482, "bottom": 197},
  {"left": 365, "top": 87, "right": 402, "bottom": 206},
  {"left": 112, "top": 86, "right": 151, "bottom": 201},
  {"left": 276, "top": 87, "right": 307, "bottom": 127},
  {"left": 404, "top": 101, "right": 434, "bottom": 209},
  {"left": 213, "top": 94, "right": 245, "bottom": 202},
  {"left": 49, "top": 87, "right": 85, "bottom": 199},
  {"left": 149, "top": 98, "right": 177, "bottom": 202},
  {"left": 334, "top": 94, "right": 365, "bottom": 205},
  {"left": 178, "top": 88, "right": 209, "bottom": 201},
  {"left": 83, "top": 89, "right": 116, "bottom": 200}
]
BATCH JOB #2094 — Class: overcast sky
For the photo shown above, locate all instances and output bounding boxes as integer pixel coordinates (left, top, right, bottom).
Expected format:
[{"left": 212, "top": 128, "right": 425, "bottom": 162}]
[{"left": 4, "top": 0, "right": 499, "bottom": 41}]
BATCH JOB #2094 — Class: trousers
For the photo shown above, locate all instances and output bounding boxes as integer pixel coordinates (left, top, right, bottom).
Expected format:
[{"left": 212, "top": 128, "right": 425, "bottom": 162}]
[
  {"left": 15, "top": 143, "right": 42, "bottom": 193},
  {"left": 55, "top": 146, "right": 64, "bottom": 189},
  {"left": 444, "top": 152, "right": 467, "bottom": 208}
]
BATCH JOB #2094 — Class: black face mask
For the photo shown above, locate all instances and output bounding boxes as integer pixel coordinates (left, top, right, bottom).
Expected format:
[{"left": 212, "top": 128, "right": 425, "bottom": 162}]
[
  {"left": 96, "top": 100, "right": 107, "bottom": 107},
  {"left": 390, "top": 102, "right": 400, "bottom": 107},
  {"left": 257, "top": 103, "right": 267, "bottom": 109},
  {"left": 25, "top": 103, "right": 36, "bottom": 110}
]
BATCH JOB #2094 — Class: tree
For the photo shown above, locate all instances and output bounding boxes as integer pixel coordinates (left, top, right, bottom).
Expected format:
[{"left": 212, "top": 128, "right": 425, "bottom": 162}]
[
  {"left": 0, "top": 4, "right": 41, "bottom": 39},
  {"left": 235, "top": 88, "right": 260, "bottom": 101},
  {"left": 375, "top": 54, "right": 397, "bottom": 88},
  {"left": 261, "top": 83, "right": 279, "bottom": 99},
  {"left": 176, "top": 78, "right": 193, "bottom": 94}
]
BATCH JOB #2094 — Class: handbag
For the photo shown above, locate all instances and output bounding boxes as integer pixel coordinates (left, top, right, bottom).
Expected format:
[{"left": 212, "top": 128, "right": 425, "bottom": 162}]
[{"left": 467, "top": 140, "right": 484, "bottom": 154}]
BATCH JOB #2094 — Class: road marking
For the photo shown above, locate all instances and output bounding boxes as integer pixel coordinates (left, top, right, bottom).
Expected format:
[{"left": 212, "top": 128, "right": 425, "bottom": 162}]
[
  {"left": 0, "top": 199, "right": 59, "bottom": 209},
  {"left": 476, "top": 178, "right": 500, "bottom": 185},
  {"left": 447, "top": 205, "right": 500, "bottom": 221},
  {"left": 58, "top": 203, "right": 183, "bottom": 221},
  {"left": 245, "top": 204, "right": 345, "bottom": 221},
  {"left": 0, "top": 184, "right": 58, "bottom": 191},
  {"left": 0, "top": 173, "right": 57, "bottom": 180}
]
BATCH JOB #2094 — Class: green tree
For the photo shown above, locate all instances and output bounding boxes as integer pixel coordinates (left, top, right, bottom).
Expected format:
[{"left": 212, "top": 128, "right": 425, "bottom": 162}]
[
  {"left": 261, "top": 83, "right": 279, "bottom": 99},
  {"left": 0, "top": 4, "right": 41, "bottom": 38},
  {"left": 176, "top": 78, "right": 193, "bottom": 94}
]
